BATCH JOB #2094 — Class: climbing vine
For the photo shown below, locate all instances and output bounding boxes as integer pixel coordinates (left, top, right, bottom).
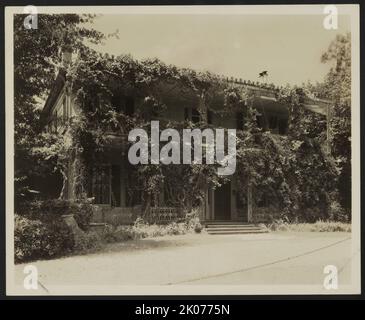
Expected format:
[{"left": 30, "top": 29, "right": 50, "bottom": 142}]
[{"left": 36, "top": 49, "right": 344, "bottom": 221}]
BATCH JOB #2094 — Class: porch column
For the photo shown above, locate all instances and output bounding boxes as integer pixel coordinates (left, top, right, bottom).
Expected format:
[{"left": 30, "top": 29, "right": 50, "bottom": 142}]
[
  {"left": 204, "top": 188, "right": 209, "bottom": 220},
  {"left": 247, "top": 182, "right": 253, "bottom": 223}
]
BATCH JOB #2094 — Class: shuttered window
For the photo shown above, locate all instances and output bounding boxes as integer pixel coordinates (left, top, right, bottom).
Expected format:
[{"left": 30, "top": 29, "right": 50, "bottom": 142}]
[{"left": 92, "top": 165, "right": 111, "bottom": 204}]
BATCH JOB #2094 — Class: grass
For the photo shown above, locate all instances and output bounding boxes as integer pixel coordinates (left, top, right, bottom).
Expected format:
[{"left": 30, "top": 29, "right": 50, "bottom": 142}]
[{"left": 268, "top": 220, "right": 351, "bottom": 232}]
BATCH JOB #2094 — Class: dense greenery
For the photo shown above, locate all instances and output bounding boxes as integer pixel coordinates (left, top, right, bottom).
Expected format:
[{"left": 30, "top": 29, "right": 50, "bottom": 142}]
[
  {"left": 234, "top": 87, "right": 340, "bottom": 222},
  {"left": 14, "top": 14, "right": 351, "bottom": 223},
  {"left": 15, "top": 199, "right": 94, "bottom": 262},
  {"left": 305, "top": 33, "right": 351, "bottom": 213},
  {"left": 43, "top": 52, "right": 340, "bottom": 221},
  {"left": 14, "top": 14, "right": 105, "bottom": 205},
  {"left": 15, "top": 213, "right": 74, "bottom": 263},
  {"left": 14, "top": 209, "right": 202, "bottom": 263},
  {"left": 20, "top": 199, "right": 94, "bottom": 231}
]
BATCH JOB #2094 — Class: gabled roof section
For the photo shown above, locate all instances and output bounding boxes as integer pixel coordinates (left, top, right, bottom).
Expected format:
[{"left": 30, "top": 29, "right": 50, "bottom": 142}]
[{"left": 40, "top": 69, "right": 67, "bottom": 124}]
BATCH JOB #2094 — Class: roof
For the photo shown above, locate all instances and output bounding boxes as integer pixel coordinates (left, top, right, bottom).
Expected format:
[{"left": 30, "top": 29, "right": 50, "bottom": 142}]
[
  {"left": 40, "top": 69, "right": 66, "bottom": 124},
  {"left": 42, "top": 55, "right": 331, "bottom": 120}
]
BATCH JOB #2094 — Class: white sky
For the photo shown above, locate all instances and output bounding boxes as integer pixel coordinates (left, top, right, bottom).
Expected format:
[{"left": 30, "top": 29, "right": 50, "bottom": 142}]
[{"left": 87, "top": 14, "right": 351, "bottom": 86}]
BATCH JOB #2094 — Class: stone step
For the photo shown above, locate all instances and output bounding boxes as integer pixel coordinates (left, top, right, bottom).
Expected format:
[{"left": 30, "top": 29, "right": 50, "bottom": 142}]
[
  {"left": 205, "top": 223, "right": 268, "bottom": 235},
  {"left": 207, "top": 229, "right": 268, "bottom": 235},
  {"left": 204, "top": 220, "right": 248, "bottom": 224},
  {"left": 206, "top": 224, "right": 262, "bottom": 229},
  {"left": 205, "top": 227, "right": 265, "bottom": 232}
]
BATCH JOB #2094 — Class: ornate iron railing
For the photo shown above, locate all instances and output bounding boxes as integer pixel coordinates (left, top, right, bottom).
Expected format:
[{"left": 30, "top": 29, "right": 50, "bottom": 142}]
[{"left": 147, "top": 207, "right": 184, "bottom": 224}]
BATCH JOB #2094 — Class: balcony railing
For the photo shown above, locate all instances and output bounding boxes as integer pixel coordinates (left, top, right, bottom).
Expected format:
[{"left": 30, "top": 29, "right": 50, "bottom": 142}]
[{"left": 147, "top": 207, "right": 184, "bottom": 224}]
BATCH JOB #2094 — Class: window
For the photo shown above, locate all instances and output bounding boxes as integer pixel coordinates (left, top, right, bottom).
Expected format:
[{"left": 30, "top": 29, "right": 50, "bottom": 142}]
[
  {"left": 268, "top": 115, "right": 278, "bottom": 130},
  {"left": 111, "top": 95, "right": 122, "bottom": 113},
  {"left": 184, "top": 107, "right": 201, "bottom": 123},
  {"left": 207, "top": 110, "right": 213, "bottom": 124},
  {"left": 111, "top": 165, "right": 121, "bottom": 207},
  {"left": 278, "top": 118, "right": 288, "bottom": 135},
  {"left": 126, "top": 170, "right": 141, "bottom": 206},
  {"left": 236, "top": 111, "right": 244, "bottom": 130},
  {"left": 84, "top": 94, "right": 99, "bottom": 112},
  {"left": 125, "top": 97, "right": 134, "bottom": 116},
  {"left": 191, "top": 108, "right": 200, "bottom": 123},
  {"left": 111, "top": 95, "right": 134, "bottom": 116},
  {"left": 256, "top": 114, "right": 265, "bottom": 129},
  {"left": 163, "top": 182, "right": 173, "bottom": 206},
  {"left": 184, "top": 107, "right": 190, "bottom": 121},
  {"left": 92, "top": 166, "right": 110, "bottom": 204}
]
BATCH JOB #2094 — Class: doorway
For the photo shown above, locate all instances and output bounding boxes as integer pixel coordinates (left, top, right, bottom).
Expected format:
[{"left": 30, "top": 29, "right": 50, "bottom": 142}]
[{"left": 214, "top": 181, "right": 231, "bottom": 220}]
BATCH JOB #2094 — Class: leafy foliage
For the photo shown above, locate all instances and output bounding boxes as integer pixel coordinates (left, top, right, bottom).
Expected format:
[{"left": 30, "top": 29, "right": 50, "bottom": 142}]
[
  {"left": 305, "top": 33, "right": 351, "bottom": 212},
  {"left": 19, "top": 199, "right": 94, "bottom": 231},
  {"left": 14, "top": 14, "right": 105, "bottom": 203},
  {"left": 14, "top": 213, "right": 74, "bottom": 263},
  {"left": 233, "top": 87, "right": 339, "bottom": 222},
  {"left": 37, "top": 48, "right": 343, "bottom": 221},
  {"left": 14, "top": 14, "right": 350, "bottom": 223}
]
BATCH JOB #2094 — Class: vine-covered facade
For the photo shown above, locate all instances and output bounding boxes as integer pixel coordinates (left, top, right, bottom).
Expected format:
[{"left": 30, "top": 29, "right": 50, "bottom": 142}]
[{"left": 41, "top": 50, "right": 336, "bottom": 224}]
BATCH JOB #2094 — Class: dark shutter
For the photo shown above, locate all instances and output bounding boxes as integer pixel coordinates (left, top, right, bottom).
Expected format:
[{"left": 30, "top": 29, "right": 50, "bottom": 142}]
[
  {"left": 125, "top": 96, "right": 134, "bottom": 116},
  {"left": 236, "top": 111, "right": 244, "bottom": 130}
]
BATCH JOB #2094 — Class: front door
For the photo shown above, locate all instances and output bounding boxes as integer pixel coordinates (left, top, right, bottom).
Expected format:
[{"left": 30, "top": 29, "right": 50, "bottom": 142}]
[{"left": 214, "top": 182, "right": 231, "bottom": 220}]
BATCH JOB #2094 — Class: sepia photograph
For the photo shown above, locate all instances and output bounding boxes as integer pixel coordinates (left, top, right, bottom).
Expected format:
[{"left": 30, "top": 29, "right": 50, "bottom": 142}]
[{"left": 4, "top": 4, "right": 361, "bottom": 296}]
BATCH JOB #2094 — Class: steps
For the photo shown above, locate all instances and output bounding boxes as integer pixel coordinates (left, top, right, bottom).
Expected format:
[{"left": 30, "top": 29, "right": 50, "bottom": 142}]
[{"left": 204, "top": 221, "right": 268, "bottom": 235}]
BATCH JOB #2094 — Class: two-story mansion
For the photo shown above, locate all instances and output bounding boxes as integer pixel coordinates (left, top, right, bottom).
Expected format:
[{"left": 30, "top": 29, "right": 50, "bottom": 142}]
[{"left": 41, "top": 52, "right": 330, "bottom": 225}]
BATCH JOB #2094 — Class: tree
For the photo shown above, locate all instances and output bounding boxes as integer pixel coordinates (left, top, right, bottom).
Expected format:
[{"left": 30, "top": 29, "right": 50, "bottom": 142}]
[
  {"left": 306, "top": 33, "right": 351, "bottom": 213},
  {"left": 14, "top": 14, "right": 105, "bottom": 204}
]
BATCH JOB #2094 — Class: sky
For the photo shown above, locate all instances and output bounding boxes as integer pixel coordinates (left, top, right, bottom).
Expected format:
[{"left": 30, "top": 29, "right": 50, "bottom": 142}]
[{"left": 87, "top": 13, "right": 350, "bottom": 87}]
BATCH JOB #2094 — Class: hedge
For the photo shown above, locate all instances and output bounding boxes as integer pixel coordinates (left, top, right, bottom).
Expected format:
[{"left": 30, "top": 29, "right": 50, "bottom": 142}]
[
  {"left": 15, "top": 199, "right": 94, "bottom": 263},
  {"left": 14, "top": 214, "right": 74, "bottom": 263},
  {"left": 21, "top": 199, "right": 93, "bottom": 231}
]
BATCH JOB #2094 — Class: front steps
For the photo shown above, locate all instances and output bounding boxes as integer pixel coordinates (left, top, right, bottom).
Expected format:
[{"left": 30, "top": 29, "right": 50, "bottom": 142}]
[{"left": 204, "top": 221, "right": 269, "bottom": 235}]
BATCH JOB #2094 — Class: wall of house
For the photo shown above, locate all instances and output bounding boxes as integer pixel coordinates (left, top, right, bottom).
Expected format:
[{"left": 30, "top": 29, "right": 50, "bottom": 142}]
[
  {"left": 63, "top": 85, "right": 290, "bottom": 224},
  {"left": 46, "top": 86, "right": 80, "bottom": 133}
]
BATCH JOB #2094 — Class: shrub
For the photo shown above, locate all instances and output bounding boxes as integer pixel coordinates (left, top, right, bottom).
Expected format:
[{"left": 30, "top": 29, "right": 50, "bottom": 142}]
[
  {"left": 185, "top": 210, "right": 204, "bottom": 233},
  {"left": 328, "top": 201, "right": 349, "bottom": 222},
  {"left": 164, "top": 222, "right": 187, "bottom": 235},
  {"left": 268, "top": 219, "right": 351, "bottom": 232},
  {"left": 72, "top": 201, "right": 94, "bottom": 231},
  {"left": 20, "top": 199, "right": 93, "bottom": 231},
  {"left": 186, "top": 216, "right": 203, "bottom": 233},
  {"left": 101, "top": 225, "right": 135, "bottom": 243},
  {"left": 73, "top": 231, "right": 102, "bottom": 252},
  {"left": 14, "top": 213, "right": 74, "bottom": 263},
  {"left": 101, "top": 215, "right": 203, "bottom": 244}
]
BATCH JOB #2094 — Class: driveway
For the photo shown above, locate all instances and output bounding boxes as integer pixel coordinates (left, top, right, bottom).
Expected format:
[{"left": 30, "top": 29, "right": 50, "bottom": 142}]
[{"left": 10, "top": 231, "right": 358, "bottom": 295}]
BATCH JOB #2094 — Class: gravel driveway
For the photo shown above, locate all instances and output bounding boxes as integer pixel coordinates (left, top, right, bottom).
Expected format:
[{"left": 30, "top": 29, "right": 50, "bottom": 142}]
[{"left": 9, "top": 231, "right": 358, "bottom": 295}]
